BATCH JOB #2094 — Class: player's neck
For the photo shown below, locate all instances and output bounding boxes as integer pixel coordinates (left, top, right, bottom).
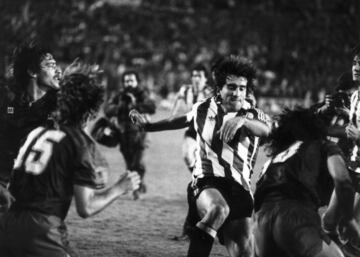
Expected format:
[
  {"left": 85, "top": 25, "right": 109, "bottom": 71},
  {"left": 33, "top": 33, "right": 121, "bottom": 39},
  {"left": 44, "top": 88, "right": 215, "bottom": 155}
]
[{"left": 27, "top": 80, "right": 47, "bottom": 104}]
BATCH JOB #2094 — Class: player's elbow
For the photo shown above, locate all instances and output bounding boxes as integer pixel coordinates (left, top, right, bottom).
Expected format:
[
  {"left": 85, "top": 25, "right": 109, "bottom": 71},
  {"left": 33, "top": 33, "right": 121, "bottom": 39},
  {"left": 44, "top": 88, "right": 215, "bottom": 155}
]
[
  {"left": 76, "top": 204, "right": 95, "bottom": 219},
  {"left": 77, "top": 207, "right": 91, "bottom": 219}
]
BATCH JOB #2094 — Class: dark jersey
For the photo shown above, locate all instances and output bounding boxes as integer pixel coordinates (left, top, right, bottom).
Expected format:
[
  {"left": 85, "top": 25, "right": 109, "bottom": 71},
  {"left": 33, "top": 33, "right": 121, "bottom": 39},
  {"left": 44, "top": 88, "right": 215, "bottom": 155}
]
[
  {"left": 9, "top": 126, "right": 106, "bottom": 220},
  {"left": 0, "top": 90, "right": 57, "bottom": 186},
  {"left": 254, "top": 140, "right": 343, "bottom": 211}
]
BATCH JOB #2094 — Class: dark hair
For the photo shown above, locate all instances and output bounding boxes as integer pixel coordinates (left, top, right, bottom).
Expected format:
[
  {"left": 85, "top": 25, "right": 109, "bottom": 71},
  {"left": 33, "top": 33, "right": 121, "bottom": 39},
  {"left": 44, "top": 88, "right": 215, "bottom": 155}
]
[
  {"left": 213, "top": 55, "right": 256, "bottom": 92},
  {"left": 352, "top": 44, "right": 360, "bottom": 58},
  {"left": 335, "top": 71, "right": 356, "bottom": 92},
  {"left": 57, "top": 73, "right": 104, "bottom": 126},
  {"left": 191, "top": 64, "right": 209, "bottom": 79},
  {"left": 265, "top": 107, "right": 327, "bottom": 157},
  {"left": 122, "top": 70, "right": 140, "bottom": 84},
  {"left": 12, "top": 40, "right": 50, "bottom": 92}
]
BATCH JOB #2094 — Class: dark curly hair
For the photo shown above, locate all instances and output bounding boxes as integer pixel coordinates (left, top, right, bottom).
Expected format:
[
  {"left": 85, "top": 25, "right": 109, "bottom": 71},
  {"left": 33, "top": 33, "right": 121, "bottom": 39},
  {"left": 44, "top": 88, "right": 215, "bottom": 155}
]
[
  {"left": 11, "top": 40, "right": 50, "bottom": 93},
  {"left": 56, "top": 73, "right": 104, "bottom": 126},
  {"left": 264, "top": 107, "right": 327, "bottom": 158},
  {"left": 213, "top": 55, "right": 256, "bottom": 92}
]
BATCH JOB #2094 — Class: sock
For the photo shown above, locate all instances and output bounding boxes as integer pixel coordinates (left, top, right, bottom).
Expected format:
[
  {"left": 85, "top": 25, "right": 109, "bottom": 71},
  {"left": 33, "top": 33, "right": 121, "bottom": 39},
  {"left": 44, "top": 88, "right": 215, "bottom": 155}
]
[{"left": 187, "top": 223, "right": 216, "bottom": 257}]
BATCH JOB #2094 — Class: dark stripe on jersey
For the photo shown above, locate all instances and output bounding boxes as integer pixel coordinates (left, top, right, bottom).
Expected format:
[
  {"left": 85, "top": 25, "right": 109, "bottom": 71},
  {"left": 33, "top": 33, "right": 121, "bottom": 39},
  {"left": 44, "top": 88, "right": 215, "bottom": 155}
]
[
  {"left": 19, "top": 127, "right": 47, "bottom": 171},
  {"left": 196, "top": 99, "right": 211, "bottom": 136},
  {"left": 247, "top": 135, "right": 256, "bottom": 177},
  {"left": 210, "top": 104, "right": 232, "bottom": 179},
  {"left": 352, "top": 93, "right": 359, "bottom": 127}
]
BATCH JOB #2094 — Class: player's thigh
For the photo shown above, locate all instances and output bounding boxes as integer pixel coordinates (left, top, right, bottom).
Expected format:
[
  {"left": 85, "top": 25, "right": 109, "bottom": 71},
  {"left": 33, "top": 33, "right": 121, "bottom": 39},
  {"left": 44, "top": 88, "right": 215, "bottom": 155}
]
[
  {"left": 196, "top": 187, "right": 229, "bottom": 219},
  {"left": 222, "top": 217, "right": 253, "bottom": 249}
]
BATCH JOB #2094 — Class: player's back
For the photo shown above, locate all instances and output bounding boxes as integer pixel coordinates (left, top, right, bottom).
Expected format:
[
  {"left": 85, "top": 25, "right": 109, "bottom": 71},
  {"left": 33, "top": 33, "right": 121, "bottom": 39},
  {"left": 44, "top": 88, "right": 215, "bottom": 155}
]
[
  {"left": 254, "top": 140, "right": 339, "bottom": 211},
  {"left": 9, "top": 125, "right": 104, "bottom": 220}
]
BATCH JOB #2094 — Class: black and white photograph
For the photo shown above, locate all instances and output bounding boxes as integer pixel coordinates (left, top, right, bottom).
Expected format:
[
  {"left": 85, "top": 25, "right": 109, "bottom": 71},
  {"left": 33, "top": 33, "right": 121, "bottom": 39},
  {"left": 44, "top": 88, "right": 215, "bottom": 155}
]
[{"left": 0, "top": 1, "right": 360, "bottom": 256}]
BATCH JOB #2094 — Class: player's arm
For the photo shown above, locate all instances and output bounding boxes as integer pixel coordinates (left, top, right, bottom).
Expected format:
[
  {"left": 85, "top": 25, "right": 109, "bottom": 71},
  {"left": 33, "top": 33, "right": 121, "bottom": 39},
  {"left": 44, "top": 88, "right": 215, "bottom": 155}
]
[
  {"left": 220, "top": 110, "right": 271, "bottom": 142},
  {"left": 327, "top": 154, "right": 360, "bottom": 238},
  {"left": 129, "top": 109, "right": 190, "bottom": 132},
  {"left": 73, "top": 171, "right": 140, "bottom": 218}
]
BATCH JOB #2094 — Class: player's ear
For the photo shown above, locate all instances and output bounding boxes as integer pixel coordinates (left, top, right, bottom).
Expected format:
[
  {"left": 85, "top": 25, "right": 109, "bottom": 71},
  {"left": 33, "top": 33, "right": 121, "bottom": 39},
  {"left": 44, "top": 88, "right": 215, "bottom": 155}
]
[{"left": 27, "top": 69, "right": 37, "bottom": 78}]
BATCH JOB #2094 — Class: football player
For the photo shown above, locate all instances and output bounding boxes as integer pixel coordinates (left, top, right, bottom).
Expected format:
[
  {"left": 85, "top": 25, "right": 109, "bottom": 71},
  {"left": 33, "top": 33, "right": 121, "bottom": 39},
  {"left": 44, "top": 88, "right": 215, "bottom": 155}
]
[
  {"left": 130, "top": 55, "right": 270, "bottom": 257},
  {"left": 0, "top": 63, "right": 140, "bottom": 257}
]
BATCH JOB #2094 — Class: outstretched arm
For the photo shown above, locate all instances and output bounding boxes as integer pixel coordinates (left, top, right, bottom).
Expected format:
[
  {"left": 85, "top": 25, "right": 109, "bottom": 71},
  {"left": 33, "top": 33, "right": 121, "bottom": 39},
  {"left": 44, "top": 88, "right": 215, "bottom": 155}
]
[
  {"left": 74, "top": 171, "right": 140, "bottom": 218},
  {"left": 129, "top": 109, "right": 189, "bottom": 132}
]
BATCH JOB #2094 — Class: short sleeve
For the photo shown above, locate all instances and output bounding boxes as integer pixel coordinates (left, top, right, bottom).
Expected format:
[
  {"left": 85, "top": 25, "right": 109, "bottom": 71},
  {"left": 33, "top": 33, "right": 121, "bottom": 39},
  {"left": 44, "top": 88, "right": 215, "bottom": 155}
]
[{"left": 72, "top": 137, "right": 107, "bottom": 190}]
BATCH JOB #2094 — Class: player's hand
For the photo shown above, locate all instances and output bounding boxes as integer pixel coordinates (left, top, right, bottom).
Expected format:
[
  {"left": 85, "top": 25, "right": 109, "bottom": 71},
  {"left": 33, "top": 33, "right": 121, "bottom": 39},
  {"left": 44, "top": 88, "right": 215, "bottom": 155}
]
[
  {"left": 0, "top": 184, "right": 15, "bottom": 212},
  {"left": 129, "top": 109, "right": 148, "bottom": 127},
  {"left": 117, "top": 171, "right": 141, "bottom": 195},
  {"left": 346, "top": 124, "right": 360, "bottom": 140},
  {"left": 219, "top": 116, "right": 245, "bottom": 143}
]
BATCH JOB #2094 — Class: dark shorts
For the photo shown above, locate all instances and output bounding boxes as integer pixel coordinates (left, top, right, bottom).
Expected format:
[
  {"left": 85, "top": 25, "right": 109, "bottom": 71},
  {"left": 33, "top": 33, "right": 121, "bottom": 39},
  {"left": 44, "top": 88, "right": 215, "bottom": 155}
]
[
  {"left": 188, "top": 176, "right": 253, "bottom": 244},
  {"left": 254, "top": 199, "right": 329, "bottom": 257},
  {"left": 0, "top": 210, "right": 75, "bottom": 257}
]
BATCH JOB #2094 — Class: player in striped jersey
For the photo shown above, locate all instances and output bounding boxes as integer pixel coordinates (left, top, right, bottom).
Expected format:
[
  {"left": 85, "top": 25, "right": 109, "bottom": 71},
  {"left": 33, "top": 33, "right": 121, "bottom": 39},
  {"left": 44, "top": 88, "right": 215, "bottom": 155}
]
[
  {"left": 0, "top": 64, "right": 140, "bottom": 257},
  {"left": 130, "top": 55, "right": 271, "bottom": 257}
]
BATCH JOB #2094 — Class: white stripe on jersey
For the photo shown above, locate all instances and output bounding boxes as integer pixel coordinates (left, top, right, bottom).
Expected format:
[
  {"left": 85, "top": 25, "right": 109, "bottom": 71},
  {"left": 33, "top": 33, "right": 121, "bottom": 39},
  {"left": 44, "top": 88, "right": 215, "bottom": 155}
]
[{"left": 189, "top": 97, "right": 266, "bottom": 192}]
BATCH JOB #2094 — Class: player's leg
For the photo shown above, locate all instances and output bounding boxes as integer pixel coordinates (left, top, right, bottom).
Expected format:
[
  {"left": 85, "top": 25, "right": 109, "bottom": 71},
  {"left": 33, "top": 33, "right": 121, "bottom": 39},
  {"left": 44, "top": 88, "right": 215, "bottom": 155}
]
[
  {"left": 187, "top": 186, "right": 230, "bottom": 257},
  {"left": 222, "top": 217, "right": 253, "bottom": 257},
  {"left": 322, "top": 190, "right": 344, "bottom": 243}
]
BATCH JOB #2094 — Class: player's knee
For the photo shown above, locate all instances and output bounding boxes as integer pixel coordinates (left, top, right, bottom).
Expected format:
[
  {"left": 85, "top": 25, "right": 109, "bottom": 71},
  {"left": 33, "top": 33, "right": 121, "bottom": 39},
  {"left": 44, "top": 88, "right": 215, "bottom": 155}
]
[{"left": 206, "top": 203, "right": 230, "bottom": 224}]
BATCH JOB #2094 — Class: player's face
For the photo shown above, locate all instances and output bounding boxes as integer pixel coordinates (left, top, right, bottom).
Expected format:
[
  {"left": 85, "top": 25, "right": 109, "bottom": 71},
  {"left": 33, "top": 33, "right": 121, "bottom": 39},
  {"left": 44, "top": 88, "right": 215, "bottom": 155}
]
[
  {"left": 37, "top": 53, "right": 61, "bottom": 90},
  {"left": 124, "top": 74, "right": 138, "bottom": 88},
  {"left": 219, "top": 75, "right": 247, "bottom": 112},
  {"left": 352, "top": 55, "right": 360, "bottom": 84},
  {"left": 191, "top": 70, "right": 207, "bottom": 89}
]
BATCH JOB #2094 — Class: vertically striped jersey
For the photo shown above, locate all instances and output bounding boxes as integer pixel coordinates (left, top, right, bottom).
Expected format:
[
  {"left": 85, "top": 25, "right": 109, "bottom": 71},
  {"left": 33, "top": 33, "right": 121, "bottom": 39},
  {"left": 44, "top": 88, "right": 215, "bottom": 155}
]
[
  {"left": 349, "top": 90, "right": 360, "bottom": 172},
  {"left": 187, "top": 97, "right": 270, "bottom": 192}
]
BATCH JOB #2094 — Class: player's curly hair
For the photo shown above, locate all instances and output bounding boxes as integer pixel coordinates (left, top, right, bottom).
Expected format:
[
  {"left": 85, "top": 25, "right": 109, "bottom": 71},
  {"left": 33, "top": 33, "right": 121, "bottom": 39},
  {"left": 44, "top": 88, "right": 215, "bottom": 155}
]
[
  {"left": 264, "top": 107, "right": 327, "bottom": 158},
  {"left": 11, "top": 40, "right": 50, "bottom": 93},
  {"left": 56, "top": 67, "right": 104, "bottom": 126},
  {"left": 213, "top": 55, "right": 256, "bottom": 92}
]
